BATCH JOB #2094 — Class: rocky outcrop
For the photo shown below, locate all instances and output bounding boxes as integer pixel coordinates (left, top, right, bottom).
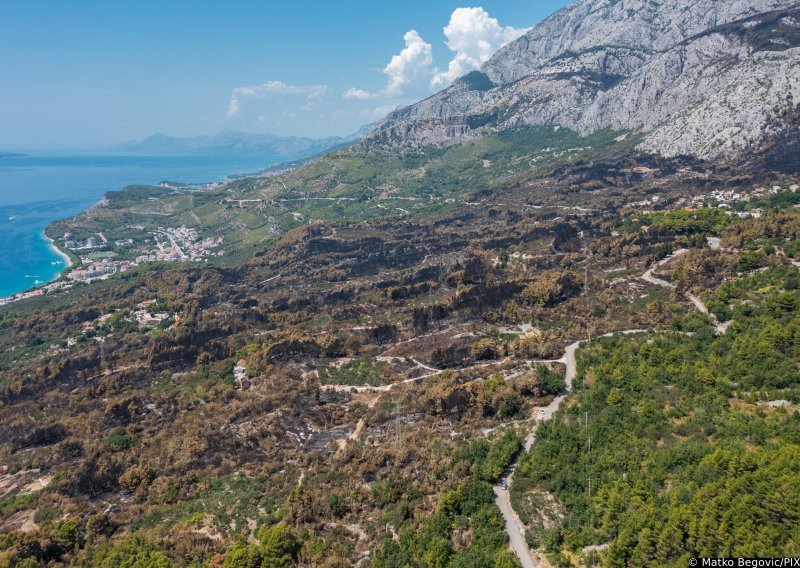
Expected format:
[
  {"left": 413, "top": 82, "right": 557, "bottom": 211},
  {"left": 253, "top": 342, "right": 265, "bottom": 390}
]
[{"left": 370, "top": 0, "right": 800, "bottom": 159}]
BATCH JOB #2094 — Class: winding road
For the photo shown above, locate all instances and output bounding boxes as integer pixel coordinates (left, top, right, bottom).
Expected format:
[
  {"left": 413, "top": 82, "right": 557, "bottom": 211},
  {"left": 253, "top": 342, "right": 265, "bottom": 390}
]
[
  {"left": 496, "top": 244, "right": 734, "bottom": 565},
  {"left": 639, "top": 248, "right": 731, "bottom": 334},
  {"left": 321, "top": 246, "right": 734, "bottom": 565},
  {"left": 494, "top": 331, "right": 644, "bottom": 567},
  {"left": 640, "top": 249, "right": 688, "bottom": 288}
]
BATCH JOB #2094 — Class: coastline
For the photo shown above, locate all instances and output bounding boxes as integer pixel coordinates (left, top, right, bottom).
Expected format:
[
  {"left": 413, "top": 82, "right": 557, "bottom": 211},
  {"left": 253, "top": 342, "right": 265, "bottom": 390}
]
[
  {"left": 0, "top": 153, "right": 277, "bottom": 304},
  {"left": 0, "top": 230, "right": 74, "bottom": 304},
  {"left": 44, "top": 230, "right": 74, "bottom": 272}
]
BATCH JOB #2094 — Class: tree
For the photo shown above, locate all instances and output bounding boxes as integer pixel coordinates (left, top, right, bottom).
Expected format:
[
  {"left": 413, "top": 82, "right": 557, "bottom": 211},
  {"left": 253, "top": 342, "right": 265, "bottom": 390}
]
[
  {"left": 259, "top": 524, "right": 300, "bottom": 567},
  {"left": 222, "top": 524, "right": 300, "bottom": 568},
  {"left": 537, "top": 365, "right": 565, "bottom": 396},
  {"left": 606, "top": 388, "right": 622, "bottom": 406}
]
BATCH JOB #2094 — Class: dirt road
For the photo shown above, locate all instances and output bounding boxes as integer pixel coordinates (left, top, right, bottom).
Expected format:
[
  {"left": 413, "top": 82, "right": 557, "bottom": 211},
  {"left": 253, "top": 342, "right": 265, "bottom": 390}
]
[{"left": 494, "top": 330, "right": 645, "bottom": 566}]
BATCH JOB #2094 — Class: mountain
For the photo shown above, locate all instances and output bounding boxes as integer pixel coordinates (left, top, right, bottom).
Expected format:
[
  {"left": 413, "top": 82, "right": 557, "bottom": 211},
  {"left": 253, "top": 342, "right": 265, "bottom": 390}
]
[
  {"left": 371, "top": 0, "right": 800, "bottom": 159},
  {"left": 110, "top": 128, "right": 367, "bottom": 161}
]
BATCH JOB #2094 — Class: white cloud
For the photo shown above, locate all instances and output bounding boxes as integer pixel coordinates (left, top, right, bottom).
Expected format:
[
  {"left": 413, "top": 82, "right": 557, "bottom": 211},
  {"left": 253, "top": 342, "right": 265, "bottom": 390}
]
[
  {"left": 383, "top": 30, "right": 433, "bottom": 96},
  {"left": 340, "top": 30, "right": 433, "bottom": 101},
  {"left": 343, "top": 8, "right": 525, "bottom": 102},
  {"left": 227, "top": 81, "right": 328, "bottom": 117},
  {"left": 343, "top": 87, "right": 379, "bottom": 100},
  {"left": 226, "top": 98, "right": 241, "bottom": 118},
  {"left": 432, "top": 7, "right": 528, "bottom": 88}
]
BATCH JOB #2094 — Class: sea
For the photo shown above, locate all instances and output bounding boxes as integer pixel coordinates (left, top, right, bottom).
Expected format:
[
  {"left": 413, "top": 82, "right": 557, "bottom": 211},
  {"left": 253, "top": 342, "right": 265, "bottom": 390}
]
[{"left": 0, "top": 153, "right": 273, "bottom": 299}]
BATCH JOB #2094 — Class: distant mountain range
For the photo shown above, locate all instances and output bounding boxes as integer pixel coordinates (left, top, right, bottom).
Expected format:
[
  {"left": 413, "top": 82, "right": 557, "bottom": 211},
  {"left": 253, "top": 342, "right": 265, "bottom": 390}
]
[
  {"left": 371, "top": 0, "right": 800, "bottom": 160},
  {"left": 109, "top": 127, "right": 370, "bottom": 162}
]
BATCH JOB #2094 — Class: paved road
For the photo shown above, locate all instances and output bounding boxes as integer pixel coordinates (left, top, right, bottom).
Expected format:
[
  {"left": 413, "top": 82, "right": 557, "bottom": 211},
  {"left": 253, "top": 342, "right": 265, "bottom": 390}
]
[
  {"left": 492, "top": 342, "right": 576, "bottom": 567},
  {"left": 493, "top": 247, "right": 738, "bottom": 565},
  {"left": 684, "top": 292, "right": 730, "bottom": 335},
  {"left": 339, "top": 249, "right": 734, "bottom": 565},
  {"left": 494, "top": 330, "right": 645, "bottom": 566},
  {"left": 640, "top": 249, "right": 731, "bottom": 333},
  {"left": 495, "top": 484, "right": 536, "bottom": 568},
  {"left": 640, "top": 249, "right": 688, "bottom": 288},
  {"left": 685, "top": 291, "right": 708, "bottom": 315}
]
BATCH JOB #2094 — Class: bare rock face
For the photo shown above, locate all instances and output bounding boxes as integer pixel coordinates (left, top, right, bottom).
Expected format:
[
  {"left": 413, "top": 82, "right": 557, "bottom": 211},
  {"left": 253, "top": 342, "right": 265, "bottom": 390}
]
[{"left": 369, "top": 0, "right": 800, "bottom": 160}]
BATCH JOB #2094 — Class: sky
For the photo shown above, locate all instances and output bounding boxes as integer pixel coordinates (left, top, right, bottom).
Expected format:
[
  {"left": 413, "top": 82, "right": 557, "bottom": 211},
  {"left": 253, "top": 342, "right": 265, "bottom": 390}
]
[{"left": 0, "top": 1, "right": 572, "bottom": 149}]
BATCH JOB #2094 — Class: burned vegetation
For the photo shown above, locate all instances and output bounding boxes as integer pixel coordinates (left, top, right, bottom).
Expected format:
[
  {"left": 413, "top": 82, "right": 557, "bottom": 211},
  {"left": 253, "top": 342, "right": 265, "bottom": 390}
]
[{"left": 0, "top": 149, "right": 798, "bottom": 566}]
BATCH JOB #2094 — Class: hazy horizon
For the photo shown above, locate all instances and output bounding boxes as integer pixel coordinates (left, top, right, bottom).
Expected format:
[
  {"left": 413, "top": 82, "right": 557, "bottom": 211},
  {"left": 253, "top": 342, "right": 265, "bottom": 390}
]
[{"left": 2, "top": 126, "right": 370, "bottom": 154}]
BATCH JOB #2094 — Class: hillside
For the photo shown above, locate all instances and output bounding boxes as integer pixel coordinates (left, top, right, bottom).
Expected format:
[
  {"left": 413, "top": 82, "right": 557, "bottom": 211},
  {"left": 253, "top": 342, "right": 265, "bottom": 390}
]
[
  {"left": 43, "top": 126, "right": 633, "bottom": 270},
  {"left": 3, "top": 120, "right": 800, "bottom": 565},
  {"left": 371, "top": 0, "right": 800, "bottom": 160}
]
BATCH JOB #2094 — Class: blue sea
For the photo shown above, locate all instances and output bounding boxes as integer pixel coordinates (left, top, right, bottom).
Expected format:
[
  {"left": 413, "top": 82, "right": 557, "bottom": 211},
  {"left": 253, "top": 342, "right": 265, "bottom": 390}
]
[{"left": 0, "top": 154, "right": 272, "bottom": 299}]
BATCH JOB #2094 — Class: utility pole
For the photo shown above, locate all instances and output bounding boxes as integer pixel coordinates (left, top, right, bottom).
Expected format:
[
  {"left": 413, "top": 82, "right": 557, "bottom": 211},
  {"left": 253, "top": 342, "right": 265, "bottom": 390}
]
[
  {"left": 580, "top": 230, "right": 589, "bottom": 297},
  {"left": 395, "top": 399, "right": 401, "bottom": 449},
  {"left": 584, "top": 260, "right": 589, "bottom": 297}
]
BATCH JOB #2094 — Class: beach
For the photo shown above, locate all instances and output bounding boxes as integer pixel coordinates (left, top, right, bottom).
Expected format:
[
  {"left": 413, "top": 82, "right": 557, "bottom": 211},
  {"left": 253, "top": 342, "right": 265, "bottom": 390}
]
[{"left": 44, "top": 230, "right": 74, "bottom": 271}]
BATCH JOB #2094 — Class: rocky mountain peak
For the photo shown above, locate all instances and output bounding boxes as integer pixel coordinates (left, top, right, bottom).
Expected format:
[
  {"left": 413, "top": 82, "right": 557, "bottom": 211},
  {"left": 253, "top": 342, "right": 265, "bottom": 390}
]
[{"left": 370, "top": 0, "right": 800, "bottom": 159}]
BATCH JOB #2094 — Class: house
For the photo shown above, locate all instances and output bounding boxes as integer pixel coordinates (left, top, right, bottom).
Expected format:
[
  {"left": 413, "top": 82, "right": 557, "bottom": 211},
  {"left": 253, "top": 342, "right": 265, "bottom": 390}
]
[
  {"left": 234, "top": 359, "right": 250, "bottom": 390},
  {"left": 234, "top": 359, "right": 247, "bottom": 378}
]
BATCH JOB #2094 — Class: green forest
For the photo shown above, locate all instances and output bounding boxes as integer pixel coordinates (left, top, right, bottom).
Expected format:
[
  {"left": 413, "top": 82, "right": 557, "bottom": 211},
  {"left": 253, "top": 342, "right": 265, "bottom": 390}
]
[{"left": 512, "top": 266, "right": 800, "bottom": 566}]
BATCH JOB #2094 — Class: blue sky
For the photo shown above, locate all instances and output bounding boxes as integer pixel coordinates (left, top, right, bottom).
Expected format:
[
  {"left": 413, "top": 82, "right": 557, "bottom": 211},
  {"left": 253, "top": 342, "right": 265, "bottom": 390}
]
[{"left": 0, "top": 1, "right": 571, "bottom": 149}]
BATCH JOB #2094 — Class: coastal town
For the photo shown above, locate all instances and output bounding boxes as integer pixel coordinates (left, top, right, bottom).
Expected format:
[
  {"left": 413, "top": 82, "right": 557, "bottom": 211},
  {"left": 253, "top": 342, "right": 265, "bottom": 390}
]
[
  {"left": 64, "top": 226, "right": 224, "bottom": 282},
  {"left": 0, "top": 226, "right": 224, "bottom": 306}
]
